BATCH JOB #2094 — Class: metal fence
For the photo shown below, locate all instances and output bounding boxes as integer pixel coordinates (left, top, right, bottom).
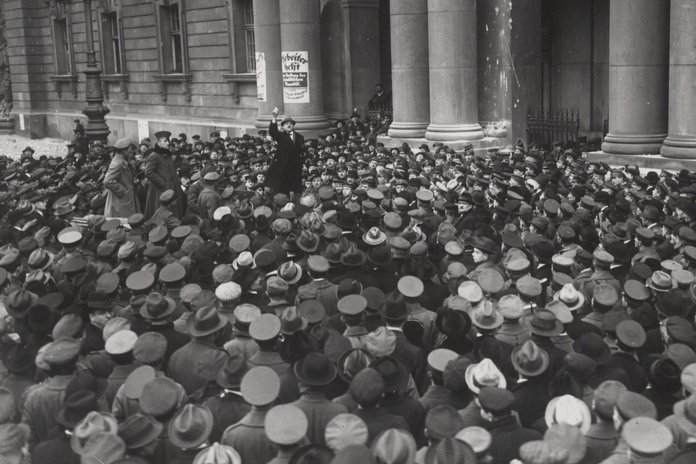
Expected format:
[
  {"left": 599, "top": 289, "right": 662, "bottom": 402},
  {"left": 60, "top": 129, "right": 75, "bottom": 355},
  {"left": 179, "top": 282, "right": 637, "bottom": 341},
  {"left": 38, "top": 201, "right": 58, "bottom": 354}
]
[
  {"left": 368, "top": 102, "right": 393, "bottom": 120},
  {"left": 526, "top": 109, "right": 580, "bottom": 147}
]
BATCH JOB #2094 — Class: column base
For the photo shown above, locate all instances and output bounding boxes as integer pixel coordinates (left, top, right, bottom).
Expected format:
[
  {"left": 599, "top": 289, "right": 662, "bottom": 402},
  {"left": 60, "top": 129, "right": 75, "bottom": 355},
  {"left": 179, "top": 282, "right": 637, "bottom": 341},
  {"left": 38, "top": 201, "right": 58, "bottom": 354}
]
[
  {"left": 255, "top": 115, "right": 273, "bottom": 130},
  {"left": 377, "top": 134, "right": 501, "bottom": 152},
  {"left": 601, "top": 132, "right": 666, "bottom": 155},
  {"left": 661, "top": 135, "right": 696, "bottom": 159},
  {"left": 586, "top": 150, "right": 696, "bottom": 171},
  {"left": 388, "top": 122, "right": 428, "bottom": 139},
  {"left": 425, "top": 123, "right": 484, "bottom": 142}
]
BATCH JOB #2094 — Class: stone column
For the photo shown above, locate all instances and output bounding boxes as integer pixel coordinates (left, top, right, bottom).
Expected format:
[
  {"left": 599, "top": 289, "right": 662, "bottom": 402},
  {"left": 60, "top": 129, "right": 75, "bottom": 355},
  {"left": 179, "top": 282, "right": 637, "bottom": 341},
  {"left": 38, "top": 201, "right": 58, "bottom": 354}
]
[
  {"left": 425, "top": 0, "right": 483, "bottom": 141},
  {"left": 279, "top": 0, "right": 329, "bottom": 130},
  {"left": 661, "top": 0, "right": 696, "bottom": 159},
  {"left": 387, "top": 0, "right": 429, "bottom": 139},
  {"left": 253, "top": 0, "right": 283, "bottom": 129},
  {"left": 601, "top": 0, "right": 669, "bottom": 155}
]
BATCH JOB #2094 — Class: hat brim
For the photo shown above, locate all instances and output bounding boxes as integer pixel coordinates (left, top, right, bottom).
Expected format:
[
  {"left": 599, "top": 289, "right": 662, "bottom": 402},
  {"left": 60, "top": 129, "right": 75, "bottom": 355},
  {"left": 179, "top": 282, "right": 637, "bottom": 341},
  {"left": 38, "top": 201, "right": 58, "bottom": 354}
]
[
  {"left": 281, "top": 316, "right": 308, "bottom": 335},
  {"left": 168, "top": 409, "right": 214, "bottom": 450},
  {"left": 511, "top": 348, "right": 550, "bottom": 377},
  {"left": 471, "top": 311, "right": 504, "bottom": 331},
  {"left": 7, "top": 293, "right": 38, "bottom": 319},
  {"left": 297, "top": 241, "right": 320, "bottom": 253},
  {"left": 281, "top": 264, "right": 303, "bottom": 285},
  {"left": 673, "top": 400, "right": 696, "bottom": 436},
  {"left": 519, "top": 314, "right": 563, "bottom": 337},
  {"left": 140, "top": 298, "right": 177, "bottom": 320},
  {"left": 340, "top": 254, "right": 367, "bottom": 267},
  {"left": 187, "top": 313, "right": 228, "bottom": 337},
  {"left": 464, "top": 363, "right": 507, "bottom": 394},
  {"left": 126, "top": 421, "right": 164, "bottom": 449},
  {"left": 553, "top": 292, "right": 585, "bottom": 312},
  {"left": 294, "top": 359, "right": 337, "bottom": 387},
  {"left": 646, "top": 279, "right": 672, "bottom": 293},
  {"left": 544, "top": 396, "right": 592, "bottom": 434}
]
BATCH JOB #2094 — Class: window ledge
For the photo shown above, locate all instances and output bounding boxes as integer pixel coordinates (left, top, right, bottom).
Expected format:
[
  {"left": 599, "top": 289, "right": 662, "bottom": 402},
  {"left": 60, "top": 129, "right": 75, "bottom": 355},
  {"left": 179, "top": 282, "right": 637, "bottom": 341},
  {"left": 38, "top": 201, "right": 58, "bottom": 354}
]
[
  {"left": 101, "top": 74, "right": 129, "bottom": 82},
  {"left": 223, "top": 72, "right": 256, "bottom": 103},
  {"left": 154, "top": 73, "right": 192, "bottom": 82},
  {"left": 49, "top": 75, "right": 78, "bottom": 98},
  {"left": 222, "top": 72, "right": 256, "bottom": 83},
  {"left": 49, "top": 74, "right": 78, "bottom": 82},
  {"left": 154, "top": 74, "right": 193, "bottom": 103}
]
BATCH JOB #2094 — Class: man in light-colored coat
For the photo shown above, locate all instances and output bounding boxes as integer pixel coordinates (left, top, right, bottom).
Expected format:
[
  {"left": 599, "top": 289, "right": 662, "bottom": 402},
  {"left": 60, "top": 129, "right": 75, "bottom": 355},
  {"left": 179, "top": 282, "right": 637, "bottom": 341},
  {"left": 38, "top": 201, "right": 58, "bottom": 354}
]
[{"left": 104, "top": 138, "right": 140, "bottom": 218}]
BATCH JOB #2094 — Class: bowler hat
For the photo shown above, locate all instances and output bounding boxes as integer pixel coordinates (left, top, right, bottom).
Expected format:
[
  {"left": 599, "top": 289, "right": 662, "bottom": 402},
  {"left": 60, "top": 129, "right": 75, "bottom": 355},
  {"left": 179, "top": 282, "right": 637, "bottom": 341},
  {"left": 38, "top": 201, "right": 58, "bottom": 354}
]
[{"left": 294, "top": 352, "right": 337, "bottom": 387}]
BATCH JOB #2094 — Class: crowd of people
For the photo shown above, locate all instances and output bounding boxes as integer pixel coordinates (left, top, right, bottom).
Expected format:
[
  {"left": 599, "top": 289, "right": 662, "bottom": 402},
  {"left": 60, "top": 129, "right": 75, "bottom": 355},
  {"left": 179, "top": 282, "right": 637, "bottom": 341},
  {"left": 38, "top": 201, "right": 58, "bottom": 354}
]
[{"left": 0, "top": 108, "right": 695, "bottom": 464}]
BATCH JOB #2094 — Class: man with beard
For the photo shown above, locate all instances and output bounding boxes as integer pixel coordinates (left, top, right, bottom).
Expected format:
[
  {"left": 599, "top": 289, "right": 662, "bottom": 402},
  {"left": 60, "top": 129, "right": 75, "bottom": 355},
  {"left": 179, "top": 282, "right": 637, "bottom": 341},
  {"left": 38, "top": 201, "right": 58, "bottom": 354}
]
[{"left": 144, "top": 131, "right": 184, "bottom": 219}]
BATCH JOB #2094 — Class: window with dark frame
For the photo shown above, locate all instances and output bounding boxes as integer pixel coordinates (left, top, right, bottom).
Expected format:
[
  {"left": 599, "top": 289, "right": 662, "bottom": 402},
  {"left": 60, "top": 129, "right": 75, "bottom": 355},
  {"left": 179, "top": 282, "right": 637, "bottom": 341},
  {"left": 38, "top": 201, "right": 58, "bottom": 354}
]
[
  {"left": 158, "top": 2, "right": 186, "bottom": 74},
  {"left": 100, "top": 12, "right": 123, "bottom": 75},
  {"left": 53, "top": 18, "right": 72, "bottom": 75},
  {"left": 243, "top": 0, "right": 255, "bottom": 72},
  {"left": 170, "top": 4, "right": 183, "bottom": 73}
]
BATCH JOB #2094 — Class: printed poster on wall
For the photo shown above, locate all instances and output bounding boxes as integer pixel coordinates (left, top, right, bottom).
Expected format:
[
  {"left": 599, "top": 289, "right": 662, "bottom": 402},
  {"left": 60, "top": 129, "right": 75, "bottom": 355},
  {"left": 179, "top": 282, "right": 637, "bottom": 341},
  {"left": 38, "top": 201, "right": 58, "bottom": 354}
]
[
  {"left": 256, "top": 52, "right": 267, "bottom": 102},
  {"left": 282, "top": 51, "right": 310, "bottom": 103}
]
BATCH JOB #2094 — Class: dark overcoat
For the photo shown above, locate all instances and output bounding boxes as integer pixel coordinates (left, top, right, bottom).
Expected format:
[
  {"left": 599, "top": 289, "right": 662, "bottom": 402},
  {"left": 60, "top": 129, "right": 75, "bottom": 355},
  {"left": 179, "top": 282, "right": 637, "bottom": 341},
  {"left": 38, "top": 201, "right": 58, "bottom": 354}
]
[
  {"left": 267, "top": 121, "right": 304, "bottom": 194},
  {"left": 144, "top": 145, "right": 184, "bottom": 219}
]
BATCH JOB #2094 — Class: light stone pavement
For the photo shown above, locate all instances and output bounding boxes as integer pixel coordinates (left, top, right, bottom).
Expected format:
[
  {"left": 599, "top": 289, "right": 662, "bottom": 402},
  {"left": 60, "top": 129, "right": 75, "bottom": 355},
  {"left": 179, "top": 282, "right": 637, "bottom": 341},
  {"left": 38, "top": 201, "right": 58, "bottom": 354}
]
[{"left": 0, "top": 134, "right": 68, "bottom": 159}]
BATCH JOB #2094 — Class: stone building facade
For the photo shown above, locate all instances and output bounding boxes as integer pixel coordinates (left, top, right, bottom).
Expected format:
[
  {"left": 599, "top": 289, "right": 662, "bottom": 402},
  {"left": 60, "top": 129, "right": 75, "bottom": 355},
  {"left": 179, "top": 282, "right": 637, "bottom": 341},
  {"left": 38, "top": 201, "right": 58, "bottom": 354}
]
[{"left": 3, "top": 0, "right": 695, "bottom": 162}]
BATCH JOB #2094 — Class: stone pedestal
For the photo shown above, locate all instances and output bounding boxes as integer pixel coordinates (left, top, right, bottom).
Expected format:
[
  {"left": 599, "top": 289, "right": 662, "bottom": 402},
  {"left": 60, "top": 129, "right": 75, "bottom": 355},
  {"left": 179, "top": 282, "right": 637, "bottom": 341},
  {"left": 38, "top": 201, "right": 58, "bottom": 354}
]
[
  {"left": 388, "top": 0, "right": 429, "bottom": 138},
  {"left": 425, "top": 0, "right": 483, "bottom": 142},
  {"left": 601, "top": 0, "right": 669, "bottom": 155},
  {"left": 253, "top": 0, "right": 284, "bottom": 129},
  {"left": 279, "top": 0, "right": 329, "bottom": 130},
  {"left": 661, "top": 0, "right": 696, "bottom": 159}
]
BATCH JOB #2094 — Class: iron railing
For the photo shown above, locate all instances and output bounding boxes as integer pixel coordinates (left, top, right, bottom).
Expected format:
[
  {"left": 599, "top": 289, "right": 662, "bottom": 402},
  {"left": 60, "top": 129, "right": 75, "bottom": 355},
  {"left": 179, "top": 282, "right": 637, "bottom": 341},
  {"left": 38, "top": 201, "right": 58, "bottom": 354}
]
[{"left": 526, "top": 109, "right": 580, "bottom": 147}]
